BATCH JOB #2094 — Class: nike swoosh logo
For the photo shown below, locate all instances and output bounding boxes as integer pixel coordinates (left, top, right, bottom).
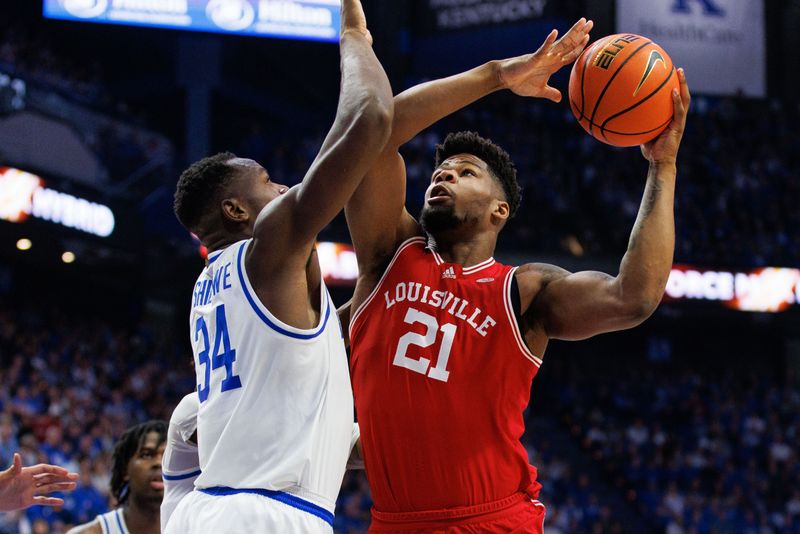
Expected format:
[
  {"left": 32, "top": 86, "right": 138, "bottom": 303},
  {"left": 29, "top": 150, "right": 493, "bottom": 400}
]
[{"left": 634, "top": 50, "right": 666, "bottom": 97}]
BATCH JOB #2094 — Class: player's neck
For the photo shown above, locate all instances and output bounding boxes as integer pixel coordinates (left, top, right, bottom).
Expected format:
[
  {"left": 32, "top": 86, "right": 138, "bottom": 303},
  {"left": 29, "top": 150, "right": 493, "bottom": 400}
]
[
  {"left": 122, "top": 497, "right": 160, "bottom": 534},
  {"left": 204, "top": 232, "right": 249, "bottom": 254},
  {"left": 426, "top": 231, "right": 497, "bottom": 267}
]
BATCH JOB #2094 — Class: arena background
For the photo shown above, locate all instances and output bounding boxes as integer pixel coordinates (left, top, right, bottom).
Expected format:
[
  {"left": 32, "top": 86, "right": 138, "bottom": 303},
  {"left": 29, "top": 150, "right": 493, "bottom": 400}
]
[{"left": 1, "top": 0, "right": 799, "bottom": 532}]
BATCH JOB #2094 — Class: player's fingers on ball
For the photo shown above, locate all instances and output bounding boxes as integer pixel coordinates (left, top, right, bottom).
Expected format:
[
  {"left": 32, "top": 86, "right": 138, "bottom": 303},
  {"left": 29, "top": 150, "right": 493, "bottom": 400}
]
[
  {"left": 678, "top": 68, "right": 691, "bottom": 106},
  {"left": 671, "top": 88, "right": 684, "bottom": 116},
  {"left": 670, "top": 89, "right": 687, "bottom": 131}
]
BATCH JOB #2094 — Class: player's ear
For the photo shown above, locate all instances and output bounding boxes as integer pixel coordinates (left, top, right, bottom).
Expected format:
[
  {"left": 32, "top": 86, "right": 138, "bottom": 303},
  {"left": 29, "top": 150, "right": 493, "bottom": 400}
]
[
  {"left": 221, "top": 198, "right": 249, "bottom": 224},
  {"left": 491, "top": 199, "right": 509, "bottom": 226}
]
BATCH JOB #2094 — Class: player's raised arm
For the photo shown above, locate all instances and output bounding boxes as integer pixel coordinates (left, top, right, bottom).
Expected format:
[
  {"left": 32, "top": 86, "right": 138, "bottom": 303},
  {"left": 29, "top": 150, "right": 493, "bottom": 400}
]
[
  {"left": 345, "top": 19, "right": 593, "bottom": 270},
  {"left": 250, "top": 0, "right": 393, "bottom": 261},
  {"left": 523, "top": 68, "right": 690, "bottom": 341}
]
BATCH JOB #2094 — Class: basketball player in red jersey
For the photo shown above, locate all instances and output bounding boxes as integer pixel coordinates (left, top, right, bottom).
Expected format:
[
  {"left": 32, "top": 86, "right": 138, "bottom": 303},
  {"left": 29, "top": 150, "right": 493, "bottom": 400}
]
[{"left": 345, "top": 19, "right": 691, "bottom": 532}]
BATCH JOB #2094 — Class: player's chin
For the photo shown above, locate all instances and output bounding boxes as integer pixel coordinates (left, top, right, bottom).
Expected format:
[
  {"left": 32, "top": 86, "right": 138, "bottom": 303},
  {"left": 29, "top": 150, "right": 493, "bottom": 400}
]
[{"left": 420, "top": 204, "right": 460, "bottom": 234}]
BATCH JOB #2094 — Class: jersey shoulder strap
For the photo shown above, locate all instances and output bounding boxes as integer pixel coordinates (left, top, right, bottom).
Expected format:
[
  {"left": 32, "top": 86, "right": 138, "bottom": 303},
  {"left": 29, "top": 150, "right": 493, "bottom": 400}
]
[{"left": 350, "top": 236, "right": 427, "bottom": 337}]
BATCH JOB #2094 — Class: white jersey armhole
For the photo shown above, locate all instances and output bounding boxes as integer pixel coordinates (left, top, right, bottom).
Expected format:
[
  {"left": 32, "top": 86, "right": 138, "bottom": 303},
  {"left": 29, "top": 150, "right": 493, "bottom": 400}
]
[{"left": 236, "top": 239, "right": 331, "bottom": 341}]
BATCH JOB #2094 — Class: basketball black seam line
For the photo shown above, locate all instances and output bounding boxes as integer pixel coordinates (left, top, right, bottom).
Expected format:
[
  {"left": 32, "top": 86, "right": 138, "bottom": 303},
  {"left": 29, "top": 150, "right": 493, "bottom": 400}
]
[
  {"left": 603, "top": 116, "right": 672, "bottom": 136},
  {"left": 600, "top": 65, "right": 675, "bottom": 141},
  {"left": 588, "top": 39, "right": 653, "bottom": 135},
  {"left": 578, "top": 40, "right": 595, "bottom": 120},
  {"left": 568, "top": 106, "right": 672, "bottom": 136}
]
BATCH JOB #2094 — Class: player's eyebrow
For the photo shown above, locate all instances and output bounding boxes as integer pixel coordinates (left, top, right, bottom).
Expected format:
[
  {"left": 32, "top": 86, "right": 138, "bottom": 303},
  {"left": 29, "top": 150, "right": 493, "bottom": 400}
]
[{"left": 439, "top": 158, "right": 486, "bottom": 170}]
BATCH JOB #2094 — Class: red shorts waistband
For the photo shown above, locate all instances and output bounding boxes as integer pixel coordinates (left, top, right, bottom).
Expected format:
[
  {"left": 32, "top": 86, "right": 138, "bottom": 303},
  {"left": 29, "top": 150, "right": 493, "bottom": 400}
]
[{"left": 371, "top": 492, "right": 530, "bottom": 525}]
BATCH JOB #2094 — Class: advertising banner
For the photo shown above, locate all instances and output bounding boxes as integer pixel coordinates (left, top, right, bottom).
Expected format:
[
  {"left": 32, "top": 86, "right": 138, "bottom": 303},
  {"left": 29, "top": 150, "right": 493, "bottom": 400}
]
[
  {"left": 616, "top": 0, "right": 765, "bottom": 96},
  {"left": 0, "top": 167, "right": 115, "bottom": 237},
  {"left": 664, "top": 265, "right": 800, "bottom": 313},
  {"left": 43, "top": 0, "right": 341, "bottom": 43}
]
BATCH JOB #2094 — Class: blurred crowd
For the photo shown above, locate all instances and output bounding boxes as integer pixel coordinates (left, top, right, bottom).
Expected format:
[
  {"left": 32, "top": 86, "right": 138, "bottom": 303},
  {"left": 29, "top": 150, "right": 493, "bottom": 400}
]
[
  {"left": 549, "top": 364, "right": 800, "bottom": 533},
  {"left": 0, "top": 305, "right": 191, "bottom": 534}
]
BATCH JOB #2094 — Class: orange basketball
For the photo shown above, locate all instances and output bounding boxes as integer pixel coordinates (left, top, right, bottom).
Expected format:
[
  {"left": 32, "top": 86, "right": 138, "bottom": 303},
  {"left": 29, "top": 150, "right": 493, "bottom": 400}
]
[{"left": 568, "top": 34, "right": 679, "bottom": 147}]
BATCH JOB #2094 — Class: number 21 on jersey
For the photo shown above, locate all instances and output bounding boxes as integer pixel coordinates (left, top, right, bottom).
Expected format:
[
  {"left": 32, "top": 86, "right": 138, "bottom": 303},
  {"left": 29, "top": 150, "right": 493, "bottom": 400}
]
[
  {"left": 195, "top": 304, "right": 242, "bottom": 402},
  {"left": 393, "top": 307, "right": 457, "bottom": 382}
]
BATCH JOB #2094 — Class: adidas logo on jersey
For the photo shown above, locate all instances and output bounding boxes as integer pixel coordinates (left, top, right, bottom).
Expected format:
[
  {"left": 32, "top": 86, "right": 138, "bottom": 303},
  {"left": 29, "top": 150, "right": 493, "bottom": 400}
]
[{"left": 441, "top": 266, "right": 456, "bottom": 279}]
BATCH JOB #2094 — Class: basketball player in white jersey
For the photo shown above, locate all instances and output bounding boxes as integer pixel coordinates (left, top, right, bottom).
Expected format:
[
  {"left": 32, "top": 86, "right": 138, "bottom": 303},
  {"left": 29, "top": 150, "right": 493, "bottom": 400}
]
[
  {"left": 160, "top": 393, "right": 200, "bottom": 532},
  {"left": 166, "top": 0, "right": 392, "bottom": 531},
  {"left": 68, "top": 421, "right": 166, "bottom": 534}
]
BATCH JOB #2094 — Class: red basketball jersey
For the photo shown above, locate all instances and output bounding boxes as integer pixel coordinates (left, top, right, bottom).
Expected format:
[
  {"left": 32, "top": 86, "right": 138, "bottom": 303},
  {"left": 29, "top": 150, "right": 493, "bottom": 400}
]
[{"left": 349, "top": 237, "right": 543, "bottom": 514}]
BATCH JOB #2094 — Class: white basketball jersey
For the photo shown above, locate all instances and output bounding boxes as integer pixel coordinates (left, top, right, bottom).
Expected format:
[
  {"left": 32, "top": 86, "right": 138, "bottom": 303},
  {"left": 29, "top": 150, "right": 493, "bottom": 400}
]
[
  {"left": 188, "top": 239, "right": 353, "bottom": 515},
  {"left": 161, "top": 393, "right": 200, "bottom": 533},
  {"left": 96, "top": 509, "right": 128, "bottom": 534}
]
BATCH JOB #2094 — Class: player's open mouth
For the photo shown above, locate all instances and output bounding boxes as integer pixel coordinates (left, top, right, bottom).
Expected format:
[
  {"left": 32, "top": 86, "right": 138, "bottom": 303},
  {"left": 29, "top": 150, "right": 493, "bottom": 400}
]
[{"left": 428, "top": 185, "right": 451, "bottom": 203}]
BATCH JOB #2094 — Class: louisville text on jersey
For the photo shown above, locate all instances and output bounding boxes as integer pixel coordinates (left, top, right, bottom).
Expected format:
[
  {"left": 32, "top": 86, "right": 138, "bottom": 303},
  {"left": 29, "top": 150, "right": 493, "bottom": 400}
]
[{"left": 383, "top": 281, "right": 497, "bottom": 336}]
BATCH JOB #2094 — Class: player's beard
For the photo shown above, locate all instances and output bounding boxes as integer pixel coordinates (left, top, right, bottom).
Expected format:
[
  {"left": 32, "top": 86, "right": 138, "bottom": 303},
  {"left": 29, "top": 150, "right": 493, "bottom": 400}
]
[{"left": 420, "top": 204, "right": 463, "bottom": 236}]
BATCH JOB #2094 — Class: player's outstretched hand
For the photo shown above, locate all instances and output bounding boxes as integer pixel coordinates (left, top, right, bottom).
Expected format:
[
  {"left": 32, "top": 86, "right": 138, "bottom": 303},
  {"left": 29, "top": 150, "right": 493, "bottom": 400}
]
[
  {"left": 641, "top": 68, "right": 690, "bottom": 166},
  {"left": 0, "top": 453, "right": 79, "bottom": 512},
  {"left": 340, "top": 0, "right": 372, "bottom": 45},
  {"left": 497, "top": 18, "right": 593, "bottom": 102}
]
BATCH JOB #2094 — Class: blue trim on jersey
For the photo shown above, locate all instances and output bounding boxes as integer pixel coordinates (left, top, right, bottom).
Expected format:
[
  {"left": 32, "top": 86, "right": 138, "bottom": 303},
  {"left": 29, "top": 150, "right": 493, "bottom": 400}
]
[
  {"left": 115, "top": 509, "right": 125, "bottom": 533},
  {"left": 162, "top": 469, "right": 202, "bottom": 481},
  {"left": 236, "top": 241, "right": 331, "bottom": 339},
  {"left": 207, "top": 251, "right": 224, "bottom": 264},
  {"left": 100, "top": 513, "right": 111, "bottom": 533},
  {"left": 199, "top": 486, "right": 334, "bottom": 526}
]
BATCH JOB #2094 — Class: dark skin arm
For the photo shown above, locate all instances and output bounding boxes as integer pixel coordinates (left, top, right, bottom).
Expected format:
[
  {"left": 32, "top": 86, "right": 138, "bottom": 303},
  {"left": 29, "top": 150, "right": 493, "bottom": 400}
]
[
  {"left": 519, "top": 69, "right": 691, "bottom": 353},
  {"left": 246, "top": 0, "right": 393, "bottom": 329},
  {"left": 345, "top": 20, "right": 593, "bottom": 309}
]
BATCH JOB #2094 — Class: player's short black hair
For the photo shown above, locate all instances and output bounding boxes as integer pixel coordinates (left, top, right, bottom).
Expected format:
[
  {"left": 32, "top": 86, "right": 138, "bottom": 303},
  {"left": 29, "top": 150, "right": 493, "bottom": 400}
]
[
  {"left": 110, "top": 420, "right": 167, "bottom": 504},
  {"left": 434, "top": 131, "right": 521, "bottom": 217},
  {"left": 174, "top": 151, "right": 240, "bottom": 232}
]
